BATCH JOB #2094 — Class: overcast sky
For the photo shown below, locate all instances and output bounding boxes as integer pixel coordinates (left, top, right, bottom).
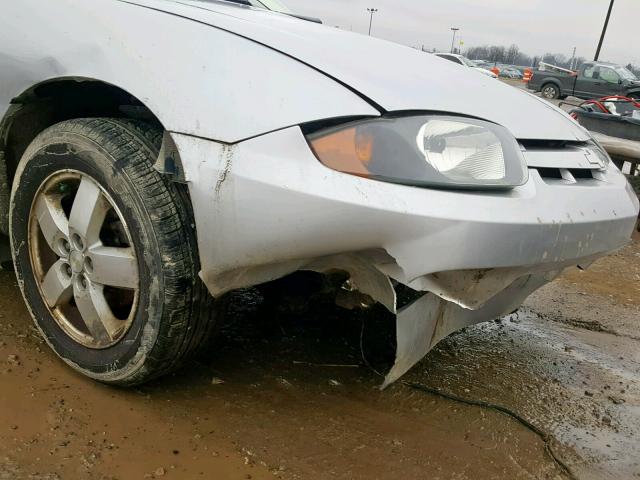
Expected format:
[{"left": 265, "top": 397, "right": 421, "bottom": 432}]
[{"left": 284, "top": 0, "right": 639, "bottom": 66}]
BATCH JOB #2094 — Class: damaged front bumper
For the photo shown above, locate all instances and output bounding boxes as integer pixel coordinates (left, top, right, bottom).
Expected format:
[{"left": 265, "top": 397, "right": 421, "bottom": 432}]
[{"left": 169, "top": 126, "right": 640, "bottom": 386}]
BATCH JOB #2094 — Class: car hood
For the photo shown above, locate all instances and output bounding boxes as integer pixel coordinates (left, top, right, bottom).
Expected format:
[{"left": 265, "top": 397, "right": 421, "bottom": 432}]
[{"left": 126, "top": 0, "right": 590, "bottom": 141}]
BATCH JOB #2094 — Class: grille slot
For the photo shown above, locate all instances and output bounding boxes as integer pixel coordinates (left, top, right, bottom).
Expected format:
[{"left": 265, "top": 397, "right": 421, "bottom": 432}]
[
  {"left": 534, "top": 167, "right": 599, "bottom": 184},
  {"left": 520, "top": 139, "right": 589, "bottom": 150},
  {"left": 571, "top": 169, "right": 595, "bottom": 180},
  {"left": 537, "top": 167, "right": 563, "bottom": 179}
]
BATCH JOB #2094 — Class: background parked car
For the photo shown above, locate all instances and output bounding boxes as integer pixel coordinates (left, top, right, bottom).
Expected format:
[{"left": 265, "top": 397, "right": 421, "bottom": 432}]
[
  {"left": 498, "top": 65, "right": 524, "bottom": 79},
  {"left": 527, "top": 61, "right": 640, "bottom": 100},
  {"left": 435, "top": 53, "right": 498, "bottom": 78}
]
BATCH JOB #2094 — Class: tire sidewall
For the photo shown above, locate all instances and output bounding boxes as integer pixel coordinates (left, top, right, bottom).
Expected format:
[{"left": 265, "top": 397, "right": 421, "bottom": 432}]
[{"left": 10, "top": 128, "right": 163, "bottom": 380}]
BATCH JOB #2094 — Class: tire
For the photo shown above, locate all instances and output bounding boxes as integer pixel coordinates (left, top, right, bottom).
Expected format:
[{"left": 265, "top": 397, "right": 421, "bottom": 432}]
[
  {"left": 541, "top": 83, "right": 561, "bottom": 100},
  {"left": 10, "top": 118, "right": 218, "bottom": 386}
]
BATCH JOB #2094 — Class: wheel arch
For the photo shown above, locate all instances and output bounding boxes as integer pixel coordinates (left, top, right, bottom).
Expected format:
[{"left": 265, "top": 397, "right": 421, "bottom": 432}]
[
  {"left": 540, "top": 79, "right": 562, "bottom": 91},
  {"left": 0, "top": 77, "right": 184, "bottom": 235}
]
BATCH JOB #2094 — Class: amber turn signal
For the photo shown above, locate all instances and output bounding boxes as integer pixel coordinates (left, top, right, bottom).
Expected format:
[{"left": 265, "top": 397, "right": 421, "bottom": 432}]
[{"left": 309, "top": 127, "right": 374, "bottom": 176}]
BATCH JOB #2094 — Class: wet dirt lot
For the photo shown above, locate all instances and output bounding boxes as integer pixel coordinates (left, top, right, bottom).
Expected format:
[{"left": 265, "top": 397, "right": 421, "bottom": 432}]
[{"left": 1, "top": 234, "right": 639, "bottom": 480}]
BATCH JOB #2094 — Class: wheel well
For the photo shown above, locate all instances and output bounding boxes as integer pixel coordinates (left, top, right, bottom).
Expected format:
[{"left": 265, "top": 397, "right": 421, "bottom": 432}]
[{"left": 0, "top": 78, "right": 165, "bottom": 235}]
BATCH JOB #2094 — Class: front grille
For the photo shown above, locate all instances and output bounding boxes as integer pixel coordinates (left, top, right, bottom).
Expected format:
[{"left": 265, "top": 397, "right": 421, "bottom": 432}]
[{"left": 520, "top": 140, "right": 607, "bottom": 185}]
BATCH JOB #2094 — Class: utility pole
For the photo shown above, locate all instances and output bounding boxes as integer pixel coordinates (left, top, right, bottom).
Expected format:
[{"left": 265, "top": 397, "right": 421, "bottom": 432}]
[
  {"left": 450, "top": 27, "right": 460, "bottom": 54},
  {"left": 570, "top": 46, "right": 576, "bottom": 70},
  {"left": 367, "top": 8, "right": 378, "bottom": 36},
  {"left": 594, "top": 0, "right": 614, "bottom": 61}
]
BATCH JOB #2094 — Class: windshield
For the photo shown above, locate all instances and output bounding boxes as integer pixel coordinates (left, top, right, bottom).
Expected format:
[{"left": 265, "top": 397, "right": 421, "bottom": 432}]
[
  {"left": 614, "top": 67, "right": 637, "bottom": 81},
  {"left": 457, "top": 56, "right": 476, "bottom": 67},
  {"left": 216, "top": 0, "right": 292, "bottom": 13},
  {"left": 253, "top": 0, "right": 291, "bottom": 13}
]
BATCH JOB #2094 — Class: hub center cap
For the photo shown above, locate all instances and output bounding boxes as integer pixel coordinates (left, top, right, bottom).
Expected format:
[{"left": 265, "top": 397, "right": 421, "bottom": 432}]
[{"left": 70, "top": 250, "right": 85, "bottom": 273}]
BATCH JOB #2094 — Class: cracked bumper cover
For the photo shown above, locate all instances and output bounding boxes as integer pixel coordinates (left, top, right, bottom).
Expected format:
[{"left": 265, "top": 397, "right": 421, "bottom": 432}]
[{"left": 171, "top": 126, "right": 640, "bottom": 385}]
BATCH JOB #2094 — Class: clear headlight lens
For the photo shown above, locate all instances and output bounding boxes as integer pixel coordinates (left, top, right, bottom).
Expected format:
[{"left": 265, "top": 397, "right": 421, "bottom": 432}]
[{"left": 308, "top": 115, "right": 528, "bottom": 189}]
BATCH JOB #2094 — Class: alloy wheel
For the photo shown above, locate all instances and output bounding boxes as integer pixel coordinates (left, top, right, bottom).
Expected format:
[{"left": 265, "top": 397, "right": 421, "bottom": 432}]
[
  {"left": 28, "top": 171, "right": 139, "bottom": 349},
  {"left": 542, "top": 86, "right": 557, "bottom": 99}
]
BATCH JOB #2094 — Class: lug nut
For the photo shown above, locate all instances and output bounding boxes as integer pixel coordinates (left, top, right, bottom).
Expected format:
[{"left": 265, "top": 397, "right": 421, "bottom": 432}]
[
  {"left": 72, "top": 233, "right": 84, "bottom": 251},
  {"left": 76, "top": 274, "right": 88, "bottom": 291},
  {"left": 84, "top": 257, "right": 93, "bottom": 273}
]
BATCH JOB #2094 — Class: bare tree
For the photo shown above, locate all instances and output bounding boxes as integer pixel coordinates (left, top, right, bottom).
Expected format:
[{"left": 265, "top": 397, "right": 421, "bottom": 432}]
[
  {"left": 625, "top": 63, "right": 640, "bottom": 76},
  {"left": 488, "top": 45, "right": 506, "bottom": 63},
  {"left": 506, "top": 44, "right": 520, "bottom": 64},
  {"left": 541, "top": 53, "right": 569, "bottom": 68}
]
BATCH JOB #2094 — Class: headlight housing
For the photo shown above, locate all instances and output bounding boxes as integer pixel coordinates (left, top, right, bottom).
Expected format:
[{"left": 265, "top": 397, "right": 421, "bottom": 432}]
[{"left": 307, "top": 115, "right": 528, "bottom": 189}]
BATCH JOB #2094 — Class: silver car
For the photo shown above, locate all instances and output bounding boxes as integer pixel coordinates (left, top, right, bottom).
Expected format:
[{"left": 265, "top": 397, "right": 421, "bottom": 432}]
[
  {"left": 434, "top": 53, "right": 499, "bottom": 78},
  {"left": 0, "top": 0, "right": 638, "bottom": 387}
]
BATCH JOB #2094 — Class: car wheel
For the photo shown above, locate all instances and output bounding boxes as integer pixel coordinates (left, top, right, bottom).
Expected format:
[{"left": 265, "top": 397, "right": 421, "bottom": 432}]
[
  {"left": 541, "top": 84, "right": 560, "bottom": 99},
  {"left": 10, "top": 118, "right": 218, "bottom": 386}
]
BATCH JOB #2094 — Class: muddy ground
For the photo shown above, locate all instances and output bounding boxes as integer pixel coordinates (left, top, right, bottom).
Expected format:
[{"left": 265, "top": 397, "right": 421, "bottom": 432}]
[{"left": 1, "top": 233, "right": 639, "bottom": 480}]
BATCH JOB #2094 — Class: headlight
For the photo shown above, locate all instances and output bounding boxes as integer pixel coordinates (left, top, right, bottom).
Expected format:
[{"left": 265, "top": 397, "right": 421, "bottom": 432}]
[{"left": 307, "top": 115, "right": 528, "bottom": 189}]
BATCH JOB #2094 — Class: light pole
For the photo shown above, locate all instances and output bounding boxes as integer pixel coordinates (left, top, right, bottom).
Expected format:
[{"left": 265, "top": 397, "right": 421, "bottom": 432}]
[
  {"left": 594, "top": 0, "right": 614, "bottom": 61},
  {"left": 367, "top": 8, "right": 378, "bottom": 36},
  {"left": 450, "top": 27, "right": 460, "bottom": 54}
]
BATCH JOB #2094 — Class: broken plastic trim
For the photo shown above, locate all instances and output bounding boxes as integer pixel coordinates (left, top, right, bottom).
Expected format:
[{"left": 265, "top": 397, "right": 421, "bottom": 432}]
[
  {"left": 201, "top": 248, "right": 572, "bottom": 388},
  {"left": 383, "top": 271, "right": 558, "bottom": 388}
]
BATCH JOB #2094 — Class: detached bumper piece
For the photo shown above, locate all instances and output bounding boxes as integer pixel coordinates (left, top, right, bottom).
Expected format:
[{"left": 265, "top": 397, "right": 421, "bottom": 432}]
[{"left": 384, "top": 270, "right": 556, "bottom": 388}]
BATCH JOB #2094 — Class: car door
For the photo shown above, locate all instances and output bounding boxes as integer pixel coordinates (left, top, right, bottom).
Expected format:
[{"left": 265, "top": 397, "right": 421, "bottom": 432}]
[
  {"left": 574, "top": 64, "right": 602, "bottom": 98},
  {"left": 598, "top": 67, "right": 623, "bottom": 96}
]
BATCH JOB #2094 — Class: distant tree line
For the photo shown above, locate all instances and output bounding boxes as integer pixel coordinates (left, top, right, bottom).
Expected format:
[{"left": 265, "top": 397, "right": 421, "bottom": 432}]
[
  {"left": 464, "top": 44, "right": 591, "bottom": 69},
  {"left": 465, "top": 43, "right": 640, "bottom": 75},
  {"left": 462, "top": 44, "right": 638, "bottom": 75},
  {"left": 417, "top": 41, "right": 640, "bottom": 75}
]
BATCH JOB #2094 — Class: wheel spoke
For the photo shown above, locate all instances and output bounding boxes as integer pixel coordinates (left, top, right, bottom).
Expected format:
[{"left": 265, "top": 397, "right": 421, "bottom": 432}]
[
  {"left": 86, "top": 246, "right": 138, "bottom": 289},
  {"left": 40, "top": 260, "right": 73, "bottom": 307},
  {"left": 74, "top": 282, "right": 121, "bottom": 344},
  {"left": 68, "top": 177, "right": 110, "bottom": 245},
  {"left": 34, "top": 195, "right": 69, "bottom": 255}
]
